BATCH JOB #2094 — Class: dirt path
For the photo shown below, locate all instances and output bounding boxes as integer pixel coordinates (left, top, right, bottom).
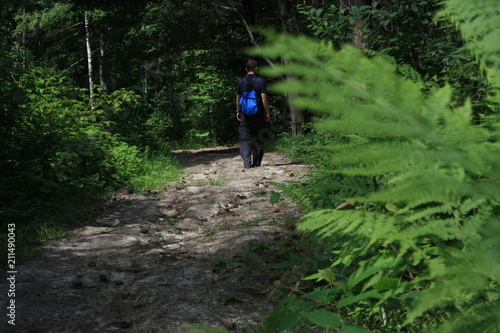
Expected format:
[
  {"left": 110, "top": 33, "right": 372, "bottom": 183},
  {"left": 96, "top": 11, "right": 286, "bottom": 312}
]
[{"left": 2, "top": 146, "right": 309, "bottom": 333}]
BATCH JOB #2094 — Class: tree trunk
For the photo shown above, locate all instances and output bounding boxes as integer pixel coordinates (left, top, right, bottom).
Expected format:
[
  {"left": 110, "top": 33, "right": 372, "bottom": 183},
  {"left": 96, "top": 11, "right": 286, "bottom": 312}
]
[
  {"left": 278, "top": 0, "right": 304, "bottom": 136},
  {"left": 288, "top": 95, "right": 305, "bottom": 136},
  {"left": 22, "top": 5, "right": 26, "bottom": 69},
  {"left": 142, "top": 74, "right": 148, "bottom": 101},
  {"left": 99, "top": 31, "right": 108, "bottom": 93},
  {"left": 340, "top": 0, "right": 371, "bottom": 49},
  {"left": 241, "top": 0, "right": 255, "bottom": 25},
  {"left": 84, "top": 11, "right": 95, "bottom": 108}
]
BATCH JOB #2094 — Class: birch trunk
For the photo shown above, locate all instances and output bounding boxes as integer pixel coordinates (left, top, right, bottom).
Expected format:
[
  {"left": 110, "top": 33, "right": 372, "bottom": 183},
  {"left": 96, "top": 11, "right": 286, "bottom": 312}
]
[
  {"left": 84, "top": 11, "right": 95, "bottom": 108},
  {"left": 142, "top": 75, "right": 148, "bottom": 101},
  {"left": 22, "top": 5, "right": 26, "bottom": 69},
  {"left": 99, "top": 32, "right": 108, "bottom": 93}
]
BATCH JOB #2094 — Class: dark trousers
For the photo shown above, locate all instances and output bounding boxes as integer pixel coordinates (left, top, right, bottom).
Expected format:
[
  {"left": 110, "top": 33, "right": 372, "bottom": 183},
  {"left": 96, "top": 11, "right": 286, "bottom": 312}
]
[{"left": 239, "top": 119, "right": 265, "bottom": 169}]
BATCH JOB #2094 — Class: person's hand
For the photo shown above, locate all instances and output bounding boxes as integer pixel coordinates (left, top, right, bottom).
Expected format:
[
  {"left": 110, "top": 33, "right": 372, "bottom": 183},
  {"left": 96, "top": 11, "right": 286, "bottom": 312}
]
[
  {"left": 236, "top": 111, "right": 241, "bottom": 122},
  {"left": 265, "top": 113, "right": 270, "bottom": 122}
]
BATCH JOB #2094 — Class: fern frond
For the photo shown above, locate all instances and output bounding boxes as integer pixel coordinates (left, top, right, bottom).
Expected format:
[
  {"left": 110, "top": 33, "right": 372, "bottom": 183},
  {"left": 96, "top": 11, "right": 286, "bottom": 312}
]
[
  {"left": 438, "top": 0, "right": 500, "bottom": 104},
  {"left": 403, "top": 204, "right": 453, "bottom": 222},
  {"left": 253, "top": 1, "right": 500, "bottom": 330},
  {"left": 459, "top": 197, "right": 487, "bottom": 215}
]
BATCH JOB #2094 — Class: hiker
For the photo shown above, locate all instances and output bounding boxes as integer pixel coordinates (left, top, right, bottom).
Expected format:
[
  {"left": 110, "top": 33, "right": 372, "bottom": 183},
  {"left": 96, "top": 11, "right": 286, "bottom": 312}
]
[{"left": 235, "top": 59, "right": 271, "bottom": 169}]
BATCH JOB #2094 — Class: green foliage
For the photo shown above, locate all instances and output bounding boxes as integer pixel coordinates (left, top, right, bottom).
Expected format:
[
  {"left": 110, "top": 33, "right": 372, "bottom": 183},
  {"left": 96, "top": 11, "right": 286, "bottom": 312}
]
[
  {"left": 437, "top": 0, "right": 500, "bottom": 106},
  {"left": 16, "top": 67, "right": 142, "bottom": 189},
  {"left": 0, "top": 54, "right": 183, "bottom": 262},
  {"left": 297, "top": 1, "right": 436, "bottom": 55},
  {"left": 276, "top": 129, "right": 377, "bottom": 212},
  {"left": 128, "top": 149, "right": 182, "bottom": 192},
  {"left": 119, "top": 1, "right": 244, "bottom": 148},
  {"left": 175, "top": 49, "right": 238, "bottom": 147},
  {"left": 14, "top": 2, "right": 75, "bottom": 33},
  {"left": 297, "top": 0, "right": 492, "bottom": 121},
  {"left": 274, "top": 127, "right": 334, "bottom": 162},
  {"left": 252, "top": 0, "right": 500, "bottom": 331},
  {"left": 270, "top": 191, "right": 282, "bottom": 205},
  {"left": 0, "top": 62, "right": 167, "bottom": 224},
  {"left": 142, "top": 91, "right": 177, "bottom": 147}
]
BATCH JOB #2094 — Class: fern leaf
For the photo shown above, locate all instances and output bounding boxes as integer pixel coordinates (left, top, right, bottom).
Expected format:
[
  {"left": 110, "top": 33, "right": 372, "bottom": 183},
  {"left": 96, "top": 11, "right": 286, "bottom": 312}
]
[
  {"left": 253, "top": 1, "right": 500, "bottom": 330},
  {"left": 438, "top": 0, "right": 500, "bottom": 104}
]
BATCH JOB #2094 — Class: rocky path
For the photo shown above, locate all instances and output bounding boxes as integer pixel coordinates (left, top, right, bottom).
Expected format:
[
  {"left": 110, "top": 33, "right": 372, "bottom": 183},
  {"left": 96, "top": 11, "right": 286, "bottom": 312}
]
[{"left": 2, "top": 146, "right": 308, "bottom": 333}]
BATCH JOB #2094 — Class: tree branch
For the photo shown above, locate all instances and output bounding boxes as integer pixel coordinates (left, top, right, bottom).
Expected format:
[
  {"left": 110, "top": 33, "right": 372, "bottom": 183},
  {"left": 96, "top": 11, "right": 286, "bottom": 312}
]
[{"left": 214, "top": 2, "right": 274, "bottom": 67}]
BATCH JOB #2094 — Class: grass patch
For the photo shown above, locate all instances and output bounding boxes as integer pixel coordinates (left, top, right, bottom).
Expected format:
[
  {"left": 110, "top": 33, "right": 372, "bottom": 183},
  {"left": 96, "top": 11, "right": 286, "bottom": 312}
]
[
  {"left": 195, "top": 172, "right": 229, "bottom": 187},
  {"left": 1, "top": 193, "right": 101, "bottom": 260},
  {"left": 182, "top": 312, "right": 200, "bottom": 324},
  {"left": 207, "top": 174, "right": 228, "bottom": 186},
  {"left": 36, "top": 222, "right": 66, "bottom": 240},
  {"left": 1, "top": 221, "right": 65, "bottom": 260},
  {"left": 130, "top": 150, "right": 183, "bottom": 191}
]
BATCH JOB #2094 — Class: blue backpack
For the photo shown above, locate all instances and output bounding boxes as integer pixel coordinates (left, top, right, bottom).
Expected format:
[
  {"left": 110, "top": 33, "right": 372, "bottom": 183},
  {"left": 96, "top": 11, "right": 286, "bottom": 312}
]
[{"left": 239, "top": 77, "right": 258, "bottom": 115}]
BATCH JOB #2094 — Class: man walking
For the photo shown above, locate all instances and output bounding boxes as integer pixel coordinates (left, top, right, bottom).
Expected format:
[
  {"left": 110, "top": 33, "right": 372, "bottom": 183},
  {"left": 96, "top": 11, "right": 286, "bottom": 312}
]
[{"left": 236, "top": 59, "right": 271, "bottom": 169}]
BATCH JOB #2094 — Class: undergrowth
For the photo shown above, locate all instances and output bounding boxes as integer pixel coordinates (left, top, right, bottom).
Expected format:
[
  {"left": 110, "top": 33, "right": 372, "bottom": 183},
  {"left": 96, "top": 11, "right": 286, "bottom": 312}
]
[
  {"left": 275, "top": 130, "right": 377, "bottom": 212},
  {"left": 0, "top": 150, "right": 183, "bottom": 262},
  {"left": 129, "top": 149, "right": 183, "bottom": 192},
  {"left": 250, "top": 0, "right": 500, "bottom": 332}
]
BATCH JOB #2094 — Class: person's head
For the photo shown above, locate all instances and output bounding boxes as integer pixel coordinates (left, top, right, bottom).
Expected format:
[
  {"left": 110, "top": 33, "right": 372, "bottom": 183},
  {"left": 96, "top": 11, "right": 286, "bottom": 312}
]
[{"left": 245, "top": 59, "right": 258, "bottom": 73}]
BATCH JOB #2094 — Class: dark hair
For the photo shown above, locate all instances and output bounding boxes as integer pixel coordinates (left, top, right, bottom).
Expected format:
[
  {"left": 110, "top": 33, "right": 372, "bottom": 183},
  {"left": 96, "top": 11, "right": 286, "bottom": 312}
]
[{"left": 245, "top": 59, "right": 258, "bottom": 71}]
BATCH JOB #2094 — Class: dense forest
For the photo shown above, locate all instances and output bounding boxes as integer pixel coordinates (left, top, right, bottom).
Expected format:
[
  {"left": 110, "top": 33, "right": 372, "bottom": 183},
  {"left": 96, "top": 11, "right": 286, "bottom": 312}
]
[
  {"left": 1, "top": 0, "right": 317, "bottom": 226},
  {"left": 1, "top": 0, "right": 482, "bottom": 225},
  {"left": 1, "top": 0, "right": 500, "bottom": 331}
]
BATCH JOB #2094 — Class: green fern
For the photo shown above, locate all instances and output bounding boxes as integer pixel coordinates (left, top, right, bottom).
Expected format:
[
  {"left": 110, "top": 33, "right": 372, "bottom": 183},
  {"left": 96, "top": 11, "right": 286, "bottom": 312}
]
[
  {"left": 438, "top": 0, "right": 500, "bottom": 105},
  {"left": 252, "top": 0, "right": 500, "bottom": 331}
]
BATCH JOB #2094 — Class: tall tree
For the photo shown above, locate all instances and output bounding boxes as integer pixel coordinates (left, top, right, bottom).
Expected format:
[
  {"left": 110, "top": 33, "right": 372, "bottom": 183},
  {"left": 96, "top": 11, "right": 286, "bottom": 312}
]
[
  {"left": 278, "top": 0, "right": 305, "bottom": 135},
  {"left": 84, "top": 11, "right": 95, "bottom": 106}
]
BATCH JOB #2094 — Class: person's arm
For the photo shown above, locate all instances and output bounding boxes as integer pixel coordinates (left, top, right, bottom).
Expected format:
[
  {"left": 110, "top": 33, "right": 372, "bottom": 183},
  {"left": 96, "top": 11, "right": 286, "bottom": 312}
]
[
  {"left": 261, "top": 93, "right": 271, "bottom": 122},
  {"left": 236, "top": 94, "right": 242, "bottom": 121}
]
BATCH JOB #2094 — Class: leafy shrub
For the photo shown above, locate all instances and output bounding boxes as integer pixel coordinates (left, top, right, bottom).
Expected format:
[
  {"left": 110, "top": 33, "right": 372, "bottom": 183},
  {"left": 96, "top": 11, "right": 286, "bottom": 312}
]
[
  {"left": 0, "top": 63, "right": 146, "bottom": 223},
  {"left": 253, "top": 0, "right": 500, "bottom": 331},
  {"left": 276, "top": 129, "right": 378, "bottom": 212}
]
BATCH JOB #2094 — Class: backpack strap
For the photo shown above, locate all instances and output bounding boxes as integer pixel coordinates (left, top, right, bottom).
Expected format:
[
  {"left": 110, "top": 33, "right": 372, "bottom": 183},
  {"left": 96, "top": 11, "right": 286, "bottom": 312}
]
[{"left": 244, "top": 76, "right": 258, "bottom": 90}]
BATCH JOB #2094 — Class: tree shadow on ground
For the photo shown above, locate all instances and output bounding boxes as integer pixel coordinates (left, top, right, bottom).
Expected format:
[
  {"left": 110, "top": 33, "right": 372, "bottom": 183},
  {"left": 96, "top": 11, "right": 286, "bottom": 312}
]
[
  {"left": 172, "top": 145, "right": 306, "bottom": 169},
  {"left": 172, "top": 145, "right": 240, "bottom": 168}
]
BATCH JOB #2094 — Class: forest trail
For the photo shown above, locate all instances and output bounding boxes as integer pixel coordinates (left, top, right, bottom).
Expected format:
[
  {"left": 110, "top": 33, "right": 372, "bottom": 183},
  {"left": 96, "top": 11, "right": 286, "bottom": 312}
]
[{"left": 4, "top": 145, "right": 309, "bottom": 333}]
